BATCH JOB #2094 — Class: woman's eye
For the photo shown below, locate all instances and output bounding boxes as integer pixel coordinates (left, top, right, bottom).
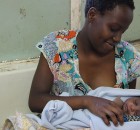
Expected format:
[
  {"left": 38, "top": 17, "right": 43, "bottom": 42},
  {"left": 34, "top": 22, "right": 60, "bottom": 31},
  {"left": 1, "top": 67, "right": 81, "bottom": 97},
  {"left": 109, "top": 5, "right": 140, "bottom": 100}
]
[{"left": 110, "top": 28, "right": 118, "bottom": 32}]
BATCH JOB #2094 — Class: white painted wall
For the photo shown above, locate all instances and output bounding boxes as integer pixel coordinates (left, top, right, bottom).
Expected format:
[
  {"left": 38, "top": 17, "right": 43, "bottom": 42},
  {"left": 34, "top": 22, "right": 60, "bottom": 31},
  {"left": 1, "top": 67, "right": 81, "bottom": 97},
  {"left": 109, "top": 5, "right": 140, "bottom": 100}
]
[{"left": 0, "top": 60, "right": 38, "bottom": 128}]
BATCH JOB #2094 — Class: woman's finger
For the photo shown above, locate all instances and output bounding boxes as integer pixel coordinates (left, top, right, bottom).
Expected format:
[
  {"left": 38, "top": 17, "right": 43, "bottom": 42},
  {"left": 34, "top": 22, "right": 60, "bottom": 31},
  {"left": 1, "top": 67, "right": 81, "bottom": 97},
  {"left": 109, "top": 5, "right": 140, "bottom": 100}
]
[
  {"left": 99, "top": 112, "right": 110, "bottom": 126},
  {"left": 106, "top": 102, "right": 124, "bottom": 126},
  {"left": 109, "top": 103, "right": 124, "bottom": 125},
  {"left": 104, "top": 109, "right": 118, "bottom": 126}
]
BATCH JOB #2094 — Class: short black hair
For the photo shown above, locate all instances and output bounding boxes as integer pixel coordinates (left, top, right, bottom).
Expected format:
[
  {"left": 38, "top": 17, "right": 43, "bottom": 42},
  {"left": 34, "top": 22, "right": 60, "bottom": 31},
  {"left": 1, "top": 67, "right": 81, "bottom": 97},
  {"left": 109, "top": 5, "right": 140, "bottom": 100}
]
[{"left": 85, "top": 0, "right": 135, "bottom": 17}]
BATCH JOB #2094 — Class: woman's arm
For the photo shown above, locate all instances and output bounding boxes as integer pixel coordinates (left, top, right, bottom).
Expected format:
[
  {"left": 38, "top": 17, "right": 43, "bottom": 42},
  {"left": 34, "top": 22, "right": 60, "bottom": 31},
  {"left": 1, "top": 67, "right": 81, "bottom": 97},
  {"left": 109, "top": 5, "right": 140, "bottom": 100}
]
[
  {"left": 28, "top": 53, "right": 124, "bottom": 126},
  {"left": 29, "top": 53, "right": 91, "bottom": 112}
]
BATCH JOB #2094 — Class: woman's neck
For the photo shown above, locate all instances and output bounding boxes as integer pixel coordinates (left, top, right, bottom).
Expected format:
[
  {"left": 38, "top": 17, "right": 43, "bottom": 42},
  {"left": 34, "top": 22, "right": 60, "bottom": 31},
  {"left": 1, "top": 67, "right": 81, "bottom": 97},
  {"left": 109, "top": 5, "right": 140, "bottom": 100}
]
[{"left": 77, "top": 29, "right": 94, "bottom": 55}]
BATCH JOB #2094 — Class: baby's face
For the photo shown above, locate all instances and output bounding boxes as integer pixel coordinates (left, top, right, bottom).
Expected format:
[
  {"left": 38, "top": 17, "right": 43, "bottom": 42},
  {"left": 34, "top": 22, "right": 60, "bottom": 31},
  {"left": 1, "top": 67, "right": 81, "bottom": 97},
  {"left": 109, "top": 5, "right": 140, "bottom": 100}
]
[{"left": 123, "top": 97, "right": 140, "bottom": 116}]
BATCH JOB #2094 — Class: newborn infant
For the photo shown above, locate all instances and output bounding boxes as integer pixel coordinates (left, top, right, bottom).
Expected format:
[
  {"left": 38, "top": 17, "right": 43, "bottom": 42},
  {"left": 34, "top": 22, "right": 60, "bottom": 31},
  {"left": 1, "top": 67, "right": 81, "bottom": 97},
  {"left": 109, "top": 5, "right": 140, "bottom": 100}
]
[
  {"left": 114, "top": 97, "right": 140, "bottom": 122},
  {"left": 114, "top": 97, "right": 140, "bottom": 116}
]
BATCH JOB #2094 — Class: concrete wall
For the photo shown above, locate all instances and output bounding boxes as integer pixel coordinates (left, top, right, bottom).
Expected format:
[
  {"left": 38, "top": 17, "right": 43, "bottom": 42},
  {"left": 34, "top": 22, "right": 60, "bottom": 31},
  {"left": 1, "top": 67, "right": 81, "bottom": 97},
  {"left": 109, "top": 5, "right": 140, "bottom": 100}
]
[
  {"left": 0, "top": 0, "right": 70, "bottom": 62},
  {"left": 0, "top": 59, "right": 38, "bottom": 128}
]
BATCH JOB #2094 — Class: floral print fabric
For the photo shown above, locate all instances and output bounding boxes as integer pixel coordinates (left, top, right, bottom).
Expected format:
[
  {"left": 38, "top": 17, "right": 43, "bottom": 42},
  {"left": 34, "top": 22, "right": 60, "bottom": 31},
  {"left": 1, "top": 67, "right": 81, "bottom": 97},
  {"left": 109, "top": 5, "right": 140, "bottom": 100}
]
[{"left": 36, "top": 30, "right": 140, "bottom": 96}]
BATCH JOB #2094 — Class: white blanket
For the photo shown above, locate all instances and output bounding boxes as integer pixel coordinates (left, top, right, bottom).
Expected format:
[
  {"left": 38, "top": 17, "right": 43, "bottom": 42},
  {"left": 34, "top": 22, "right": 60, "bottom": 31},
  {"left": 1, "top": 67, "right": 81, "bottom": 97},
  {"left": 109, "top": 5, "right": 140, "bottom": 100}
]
[{"left": 27, "top": 87, "right": 140, "bottom": 130}]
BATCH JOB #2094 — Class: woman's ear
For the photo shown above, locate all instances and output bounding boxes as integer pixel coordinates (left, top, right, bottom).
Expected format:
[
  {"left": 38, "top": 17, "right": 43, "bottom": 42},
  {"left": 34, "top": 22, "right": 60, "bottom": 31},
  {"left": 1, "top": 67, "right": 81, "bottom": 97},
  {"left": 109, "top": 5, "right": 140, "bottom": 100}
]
[{"left": 87, "top": 7, "right": 98, "bottom": 23}]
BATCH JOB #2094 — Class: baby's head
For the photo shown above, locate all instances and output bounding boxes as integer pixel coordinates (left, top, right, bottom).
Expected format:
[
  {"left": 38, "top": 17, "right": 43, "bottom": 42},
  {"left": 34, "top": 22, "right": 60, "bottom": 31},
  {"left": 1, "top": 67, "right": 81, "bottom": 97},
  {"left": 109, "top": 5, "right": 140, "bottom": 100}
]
[{"left": 123, "top": 97, "right": 140, "bottom": 116}]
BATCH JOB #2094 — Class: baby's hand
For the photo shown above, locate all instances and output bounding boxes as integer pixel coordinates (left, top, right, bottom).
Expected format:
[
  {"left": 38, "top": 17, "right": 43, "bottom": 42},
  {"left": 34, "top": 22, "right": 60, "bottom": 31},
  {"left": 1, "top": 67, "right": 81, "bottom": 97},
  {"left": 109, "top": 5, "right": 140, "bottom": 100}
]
[{"left": 114, "top": 97, "right": 124, "bottom": 108}]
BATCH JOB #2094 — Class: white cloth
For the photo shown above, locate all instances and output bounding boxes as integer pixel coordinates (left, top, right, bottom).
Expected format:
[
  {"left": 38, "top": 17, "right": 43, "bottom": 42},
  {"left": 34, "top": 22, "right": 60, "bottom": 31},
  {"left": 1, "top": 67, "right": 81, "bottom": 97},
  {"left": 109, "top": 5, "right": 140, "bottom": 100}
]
[
  {"left": 27, "top": 87, "right": 140, "bottom": 130},
  {"left": 27, "top": 100, "right": 89, "bottom": 130},
  {"left": 88, "top": 86, "right": 140, "bottom": 101}
]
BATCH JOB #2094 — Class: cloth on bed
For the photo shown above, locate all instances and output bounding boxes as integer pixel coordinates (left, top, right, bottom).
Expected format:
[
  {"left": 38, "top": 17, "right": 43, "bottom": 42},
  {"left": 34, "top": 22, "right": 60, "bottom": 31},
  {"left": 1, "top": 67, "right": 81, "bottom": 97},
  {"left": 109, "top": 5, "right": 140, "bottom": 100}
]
[{"left": 2, "top": 113, "right": 48, "bottom": 130}]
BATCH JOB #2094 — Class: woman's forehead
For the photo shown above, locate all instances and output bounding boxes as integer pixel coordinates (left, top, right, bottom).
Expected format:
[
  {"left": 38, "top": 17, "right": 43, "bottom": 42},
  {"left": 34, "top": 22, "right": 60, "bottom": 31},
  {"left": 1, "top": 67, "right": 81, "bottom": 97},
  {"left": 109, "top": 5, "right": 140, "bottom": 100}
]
[{"left": 103, "top": 5, "right": 133, "bottom": 28}]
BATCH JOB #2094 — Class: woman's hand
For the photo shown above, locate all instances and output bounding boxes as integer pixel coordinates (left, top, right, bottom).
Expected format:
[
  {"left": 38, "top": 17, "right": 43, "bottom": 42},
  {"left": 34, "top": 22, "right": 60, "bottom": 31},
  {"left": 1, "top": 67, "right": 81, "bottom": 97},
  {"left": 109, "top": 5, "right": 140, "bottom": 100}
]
[{"left": 85, "top": 96, "right": 124, "bottom": 126}]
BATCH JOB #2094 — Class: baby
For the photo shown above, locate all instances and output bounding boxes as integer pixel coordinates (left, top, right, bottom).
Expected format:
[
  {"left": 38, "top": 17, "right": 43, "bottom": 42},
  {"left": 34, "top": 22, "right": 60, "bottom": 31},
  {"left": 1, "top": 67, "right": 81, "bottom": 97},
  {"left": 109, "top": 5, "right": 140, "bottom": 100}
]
[
  {"left": 114, "top": 97, "right": 140, "bottom": 116},
  {"left": 114, "top": 97, "right": 140, "bottom": 122}
]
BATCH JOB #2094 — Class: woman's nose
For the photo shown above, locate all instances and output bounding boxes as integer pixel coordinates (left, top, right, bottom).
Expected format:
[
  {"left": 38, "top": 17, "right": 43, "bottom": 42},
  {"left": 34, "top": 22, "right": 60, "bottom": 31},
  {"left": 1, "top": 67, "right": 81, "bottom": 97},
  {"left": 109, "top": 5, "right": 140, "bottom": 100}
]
[{"left": 113, "top": 33, "right": 122, "bottom": 43}]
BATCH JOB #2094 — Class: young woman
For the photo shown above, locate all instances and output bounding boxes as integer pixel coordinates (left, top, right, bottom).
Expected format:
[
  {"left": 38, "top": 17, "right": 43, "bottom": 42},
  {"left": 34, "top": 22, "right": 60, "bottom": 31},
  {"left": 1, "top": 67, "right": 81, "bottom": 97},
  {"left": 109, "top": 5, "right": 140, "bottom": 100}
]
[{"left": 29, "top": 0, "right": 138, "bottom": 127}]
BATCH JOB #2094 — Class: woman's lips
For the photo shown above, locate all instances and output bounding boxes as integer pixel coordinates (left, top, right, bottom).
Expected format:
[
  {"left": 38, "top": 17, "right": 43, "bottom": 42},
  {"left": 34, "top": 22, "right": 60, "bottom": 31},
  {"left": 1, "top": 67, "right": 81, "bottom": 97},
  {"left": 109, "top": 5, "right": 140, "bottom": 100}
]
[
  {"left": 107, "top": 42, "right": 115, "bottom": 47},
  {"left": 105, "top": 42, "right": 115, "bottom": 49}
]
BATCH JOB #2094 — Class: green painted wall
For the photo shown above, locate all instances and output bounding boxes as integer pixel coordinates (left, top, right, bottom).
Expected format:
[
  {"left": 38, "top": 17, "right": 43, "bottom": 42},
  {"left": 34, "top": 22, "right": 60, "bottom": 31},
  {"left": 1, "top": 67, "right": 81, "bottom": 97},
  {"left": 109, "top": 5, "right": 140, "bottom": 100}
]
[
  {"left": 123, "top": 0, "right": 140, "bottom": 41},
  {"left": 0, "top": 0, "right": 70, "bottom": 62},
  {"left": 81, "top": 0, "right": 140, "bottom": 41},
  {"left": 0, "top": 0, "right": 139, "bottom": 62}
]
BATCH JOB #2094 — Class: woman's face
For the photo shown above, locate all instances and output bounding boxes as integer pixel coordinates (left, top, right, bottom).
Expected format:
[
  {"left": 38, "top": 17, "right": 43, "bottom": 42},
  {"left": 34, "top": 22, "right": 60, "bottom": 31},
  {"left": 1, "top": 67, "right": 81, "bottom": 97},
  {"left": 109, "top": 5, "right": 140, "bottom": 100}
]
[
  {"left": 123, "top": 97, "right": 140, "bottom": 116},
  {"left": 86, "top": 5, "right": 133, "bottom": 55}
]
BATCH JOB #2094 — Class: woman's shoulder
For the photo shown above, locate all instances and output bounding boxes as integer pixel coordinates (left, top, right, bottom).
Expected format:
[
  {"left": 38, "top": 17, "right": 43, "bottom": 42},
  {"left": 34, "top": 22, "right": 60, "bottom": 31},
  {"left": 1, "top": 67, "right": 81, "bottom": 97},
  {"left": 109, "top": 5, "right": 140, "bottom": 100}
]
[
  {"left": 36, "top": 30, "right": 78, "bottom": 60},
  {"left": 115, "top": 41, "right": 140, "bottom": 84},
  {"left": 37, "top": 30, "right": 77, "bottom": 45},
  {"left": 36, "top": 30, "right": 77, "bottom": 53}
]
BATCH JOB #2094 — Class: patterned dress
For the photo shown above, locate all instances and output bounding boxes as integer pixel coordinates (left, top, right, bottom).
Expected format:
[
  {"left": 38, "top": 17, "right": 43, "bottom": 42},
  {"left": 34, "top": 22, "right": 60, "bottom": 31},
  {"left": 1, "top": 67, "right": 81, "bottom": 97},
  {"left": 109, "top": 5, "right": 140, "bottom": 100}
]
[{"left": 36, "top": 30, "right": 140, "bottom": 95}]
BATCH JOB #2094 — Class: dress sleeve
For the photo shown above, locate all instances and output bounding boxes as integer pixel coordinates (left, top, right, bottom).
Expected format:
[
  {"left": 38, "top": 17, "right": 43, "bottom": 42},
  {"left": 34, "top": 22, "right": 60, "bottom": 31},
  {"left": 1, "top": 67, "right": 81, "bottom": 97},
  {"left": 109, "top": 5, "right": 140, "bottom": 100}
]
[
  {"left": 124, "top": 42, "right": 140, "bottom": 83},
  {"left": 36, "top": 32, "right": 58, "bottom": 67}
]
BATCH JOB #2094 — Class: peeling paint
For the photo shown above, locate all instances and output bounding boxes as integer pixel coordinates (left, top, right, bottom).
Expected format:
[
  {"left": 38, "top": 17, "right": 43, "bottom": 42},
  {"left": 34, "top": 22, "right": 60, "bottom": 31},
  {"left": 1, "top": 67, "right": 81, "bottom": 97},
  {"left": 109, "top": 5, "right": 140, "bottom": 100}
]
[
  {"left": 20, "top": 8, "right": 26, "bottom": 18},
  {"left": 66, "top": 22, "right": 69, "bottom": 26},
  {"left": 71, "top": 0, "right": 82, "bottom": 30}
]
